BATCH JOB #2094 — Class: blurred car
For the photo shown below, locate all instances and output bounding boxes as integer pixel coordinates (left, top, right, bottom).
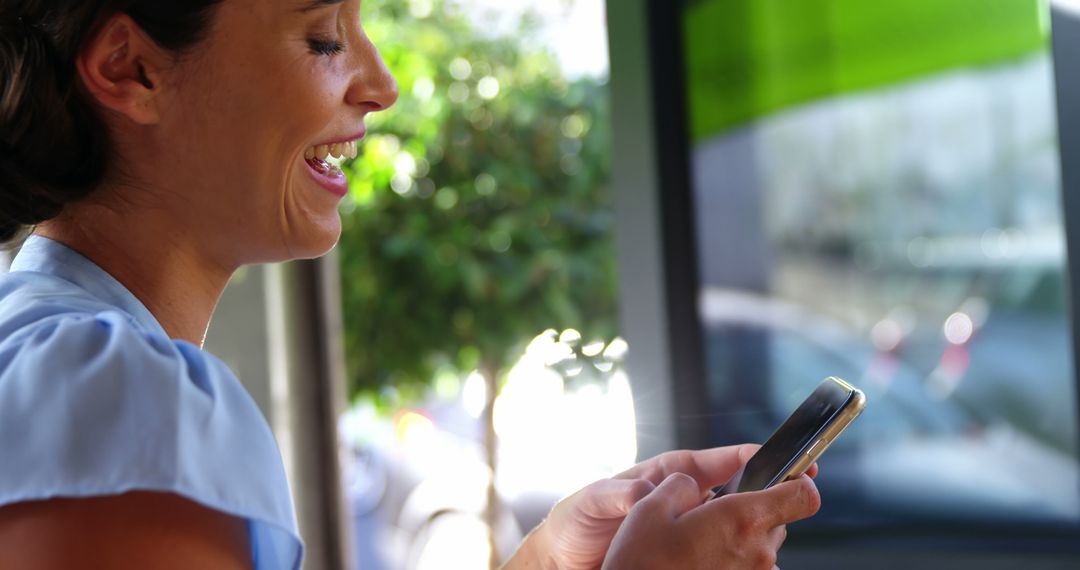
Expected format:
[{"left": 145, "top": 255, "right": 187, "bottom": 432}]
[{"left": 700, "top": 287, "right": 1080, "bottom": 528}]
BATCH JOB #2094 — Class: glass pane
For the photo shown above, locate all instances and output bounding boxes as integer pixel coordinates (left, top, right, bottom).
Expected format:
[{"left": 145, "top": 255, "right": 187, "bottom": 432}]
[{"left": 685, "top": 0, "right": 1080, "bottom": 530}]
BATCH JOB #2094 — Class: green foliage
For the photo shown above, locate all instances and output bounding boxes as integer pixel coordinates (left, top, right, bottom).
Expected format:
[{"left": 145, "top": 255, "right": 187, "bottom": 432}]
[{"left": 338, "top": 0, "right": 615, "bottom": 400}]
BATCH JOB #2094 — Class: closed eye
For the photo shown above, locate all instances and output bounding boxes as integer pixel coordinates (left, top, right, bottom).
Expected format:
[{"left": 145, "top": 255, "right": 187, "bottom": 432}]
[
  {"left": 308, "top": 37, "right": 345, "bottom": 56},
  {"left": 298, "top": 0, "right": 346, "bottom": 13}
]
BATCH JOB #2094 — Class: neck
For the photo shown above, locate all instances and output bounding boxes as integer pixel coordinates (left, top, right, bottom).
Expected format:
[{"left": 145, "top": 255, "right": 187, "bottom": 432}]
[{"left": 36, "top": 203, "right": 236, "bottom": 347}]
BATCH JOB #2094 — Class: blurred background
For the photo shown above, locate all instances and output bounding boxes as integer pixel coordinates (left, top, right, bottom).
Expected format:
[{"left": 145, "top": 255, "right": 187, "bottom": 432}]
[
  {"left": 190, "top": 0, "right": 1080, "bottom": 568},
  {"left": 683, "top": 0, "right": 1080, "bottom": 554}
]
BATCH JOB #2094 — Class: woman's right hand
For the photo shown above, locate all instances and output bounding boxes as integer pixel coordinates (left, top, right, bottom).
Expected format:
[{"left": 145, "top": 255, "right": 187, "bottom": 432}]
[{"left": 601, "top": 472, "right": 820, "bottom": 569}]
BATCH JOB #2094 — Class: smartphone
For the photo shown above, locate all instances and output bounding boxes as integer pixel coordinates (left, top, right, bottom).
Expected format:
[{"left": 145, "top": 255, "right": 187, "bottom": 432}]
[{"left": 712, "top": 376, "right": 866, "bottom": 497}]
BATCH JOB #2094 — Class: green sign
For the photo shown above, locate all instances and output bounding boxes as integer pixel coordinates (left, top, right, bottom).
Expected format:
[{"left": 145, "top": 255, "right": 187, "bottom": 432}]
[{"left": 684, "top": 0, "right": 1050, "bottom": 140}]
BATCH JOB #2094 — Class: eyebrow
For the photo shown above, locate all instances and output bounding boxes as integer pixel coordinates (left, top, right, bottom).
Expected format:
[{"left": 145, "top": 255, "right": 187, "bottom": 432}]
[{"left": 297, "top": 0, "right": 345, "bottom": 12}]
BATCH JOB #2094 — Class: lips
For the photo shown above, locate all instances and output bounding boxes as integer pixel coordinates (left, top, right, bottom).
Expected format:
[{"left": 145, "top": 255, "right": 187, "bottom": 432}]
[{"left": 304, "top": 131, "right": 365, "bottom": 198}]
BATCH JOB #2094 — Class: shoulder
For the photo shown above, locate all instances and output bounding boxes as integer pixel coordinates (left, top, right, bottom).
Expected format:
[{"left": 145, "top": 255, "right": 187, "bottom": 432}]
[
  {"left": 0, "top": 269, "right": 122, "bottom": 341},
  {"left": 0, "top": 272, "right": 302, "bottom": 569},
  {"left": 0, "top": 491, "right": 253, "bottom": 570},
  {"left": 0, "top": 278, "right": 223, "bottom": 414}
]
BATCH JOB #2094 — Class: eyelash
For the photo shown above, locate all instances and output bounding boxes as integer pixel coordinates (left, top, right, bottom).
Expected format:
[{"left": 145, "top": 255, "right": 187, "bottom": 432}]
[{"left": 308, "top": 37, "right": 345, "bottom": 57}]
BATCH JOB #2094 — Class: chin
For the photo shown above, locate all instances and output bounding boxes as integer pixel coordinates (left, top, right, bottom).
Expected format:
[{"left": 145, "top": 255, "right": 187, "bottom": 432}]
[{"left": 286, "top": 218, "right": 343, "bottom": 260}]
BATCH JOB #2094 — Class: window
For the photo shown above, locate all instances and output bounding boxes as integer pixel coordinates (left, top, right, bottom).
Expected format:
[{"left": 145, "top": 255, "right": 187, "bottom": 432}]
[{"left": 684, "top": 0, "right": 1080, "bottom": 540}]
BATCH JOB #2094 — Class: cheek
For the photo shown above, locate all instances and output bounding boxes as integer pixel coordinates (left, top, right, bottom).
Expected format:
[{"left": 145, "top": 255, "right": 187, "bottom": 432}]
[
  {"left": 165, "top": 73, "right": 266, "bottom": 180},
  {"left": 179, "top": 58, "right": 349, "bottom": 259},
  {"left": 291, "top": 61, "right": 352, "bottom": 121}
]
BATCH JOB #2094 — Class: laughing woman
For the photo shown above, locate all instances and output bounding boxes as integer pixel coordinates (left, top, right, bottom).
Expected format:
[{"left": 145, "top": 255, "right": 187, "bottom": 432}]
[{"left": 0, "top": 1, "right": 819, "bottom": 569}]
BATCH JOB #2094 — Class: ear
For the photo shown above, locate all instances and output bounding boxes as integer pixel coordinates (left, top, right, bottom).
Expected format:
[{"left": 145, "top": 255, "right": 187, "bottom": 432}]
[{"left": 76, "top": 14, "right": 170, "bottom": 125}]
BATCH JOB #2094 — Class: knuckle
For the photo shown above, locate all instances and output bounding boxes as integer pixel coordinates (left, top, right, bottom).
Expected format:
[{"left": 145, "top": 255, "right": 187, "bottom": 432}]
[
  {"left": 627, "top": 478, "right": 657, "bottom": 502},
  {"left": 657, "top": 450, "right": 694, "bottom": 474},
  {"left": 732, "top": 506, "right": 760, "bottom": 538},
  {"left": 667, "top": 471, "right": 697, "bottom": 488}
]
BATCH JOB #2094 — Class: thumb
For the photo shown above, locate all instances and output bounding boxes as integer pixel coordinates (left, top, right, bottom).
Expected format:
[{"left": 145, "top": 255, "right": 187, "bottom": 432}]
[{"left": 635, "top": 472, "right": 704, "bottom": 519}]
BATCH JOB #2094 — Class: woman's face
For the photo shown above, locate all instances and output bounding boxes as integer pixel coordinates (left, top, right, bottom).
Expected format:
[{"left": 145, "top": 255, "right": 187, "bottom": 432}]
[{"left": 152, "top": 0, "right": 397, "bottom": 264}]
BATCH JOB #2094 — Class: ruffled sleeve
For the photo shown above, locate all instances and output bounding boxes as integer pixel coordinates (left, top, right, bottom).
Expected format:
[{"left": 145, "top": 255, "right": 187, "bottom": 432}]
[{"left": 0, "top": 310, "right": 303, "bottom": 570}]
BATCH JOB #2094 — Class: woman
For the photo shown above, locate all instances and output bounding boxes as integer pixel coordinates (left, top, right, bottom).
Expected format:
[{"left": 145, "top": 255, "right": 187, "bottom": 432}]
[{"left": 0, "top": 1, "right": 819, "bottom": 568}]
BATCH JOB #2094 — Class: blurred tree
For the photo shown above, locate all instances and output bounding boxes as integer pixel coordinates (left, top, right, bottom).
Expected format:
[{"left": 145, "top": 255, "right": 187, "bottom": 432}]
[
  {"left": 339, "top": 3, "right": 614, "bottom": 564},
  {"left": 339, "top": 0, "right": 615, "bottom": 402}
]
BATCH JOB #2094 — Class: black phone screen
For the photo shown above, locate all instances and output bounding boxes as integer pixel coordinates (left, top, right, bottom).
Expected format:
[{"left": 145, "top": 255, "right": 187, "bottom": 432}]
[{"left": 736, "top": 380, "right": 854, "bottom": 492}]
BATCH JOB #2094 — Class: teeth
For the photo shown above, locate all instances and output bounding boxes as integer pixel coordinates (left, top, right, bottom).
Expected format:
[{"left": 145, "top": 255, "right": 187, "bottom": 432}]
[{"left": 307, "top": 140, "right": 359, "bottom": 162}]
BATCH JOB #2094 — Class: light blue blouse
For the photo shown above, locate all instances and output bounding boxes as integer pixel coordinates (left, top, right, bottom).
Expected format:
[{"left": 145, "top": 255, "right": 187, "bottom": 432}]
[{"left": 0, "top": 235, "right": 303, "bottom": 569}]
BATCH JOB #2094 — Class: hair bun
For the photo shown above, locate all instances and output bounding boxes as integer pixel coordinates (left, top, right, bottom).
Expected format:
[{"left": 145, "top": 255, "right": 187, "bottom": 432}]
[
  {"left": 1, "top": 13, "right": 104, "bottom": 244},
  {"left": 1, "top": 19, "right": 50, "bottom": 148},
  {"left": 1, "top": 21, "right": 45, "bottom": 241}
]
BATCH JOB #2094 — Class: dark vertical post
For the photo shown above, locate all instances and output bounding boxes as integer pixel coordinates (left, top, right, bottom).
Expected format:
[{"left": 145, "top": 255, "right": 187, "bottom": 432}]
[
  {"left": 646, "top": 0, "right": 710, "bottom": 451},
  {"left": 1050, "top": 2, "right": 1080, "bottom": 521},
  {"left": 266, "top": 254, "right": 355, "bottom": 570}
]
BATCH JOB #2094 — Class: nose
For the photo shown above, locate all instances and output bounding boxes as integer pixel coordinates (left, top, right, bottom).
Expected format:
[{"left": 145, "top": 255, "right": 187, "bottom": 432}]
[{"left": 345, "top": 32, "right": 399, "bottom": 113}]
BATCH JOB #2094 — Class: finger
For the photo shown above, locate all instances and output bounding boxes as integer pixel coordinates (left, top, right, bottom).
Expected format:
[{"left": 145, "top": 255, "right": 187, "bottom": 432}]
[
  {"left": 806, "top": 463, "right": 818, "bottom": 479},
  {"left": 633, "top": 472, "right": 703, "bottom": 519},
  {"left": 574, "top": 477, "right": 657, "bottom": 520},
  {"left": 724, "top": 475, "right": 821, "bottom": 528},
  {"left": 615, "top": 445, "right": 760, "bottom": 490}
]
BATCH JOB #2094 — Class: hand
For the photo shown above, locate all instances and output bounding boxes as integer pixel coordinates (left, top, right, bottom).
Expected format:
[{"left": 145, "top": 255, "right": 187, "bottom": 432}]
[
  {"left": 601, "top": 472, "right": 821, "bottom": 570},
  {"left": 505, "top": 445, "right": 812, "bottom": 570}
]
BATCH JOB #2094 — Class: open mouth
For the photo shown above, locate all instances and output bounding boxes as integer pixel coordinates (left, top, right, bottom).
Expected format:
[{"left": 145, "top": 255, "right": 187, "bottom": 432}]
[
  {"left": 303, "top": 137, "right": 362, "bottom": 197},
  {"left": 304, "top": 139, "right": 359, "bottom": 177}
]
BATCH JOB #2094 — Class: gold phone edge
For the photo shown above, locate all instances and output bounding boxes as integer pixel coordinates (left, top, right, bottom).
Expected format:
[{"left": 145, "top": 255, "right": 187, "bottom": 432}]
[{"left": 781, "top": 376, "right": 867, "bottom": 481}]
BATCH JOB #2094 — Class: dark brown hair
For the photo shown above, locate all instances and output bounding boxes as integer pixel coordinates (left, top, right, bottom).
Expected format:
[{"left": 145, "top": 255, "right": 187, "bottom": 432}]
[{"left": 0, "top": 0, "right": 224, "bottom": 242}]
